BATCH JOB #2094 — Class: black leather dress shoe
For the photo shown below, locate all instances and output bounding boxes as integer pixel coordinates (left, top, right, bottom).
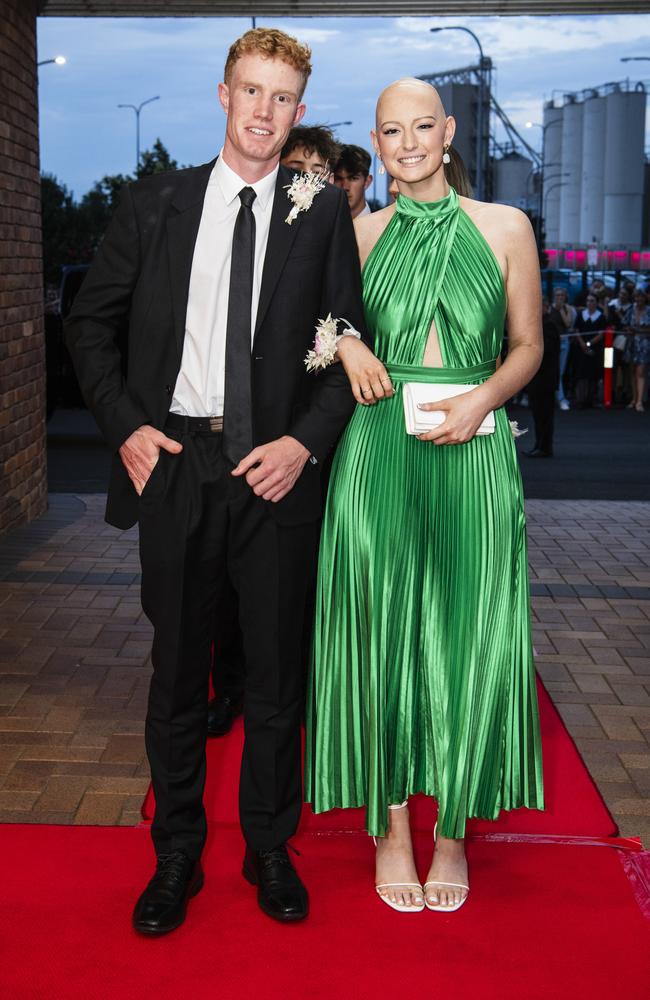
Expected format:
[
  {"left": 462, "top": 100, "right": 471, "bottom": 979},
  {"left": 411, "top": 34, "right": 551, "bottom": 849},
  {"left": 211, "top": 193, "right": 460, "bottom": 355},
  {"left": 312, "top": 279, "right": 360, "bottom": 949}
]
[
  {"left": 207, "top": 694, "right": 244, "bottom": 737},
  {"left": 132, "top": 850, "right": 204, "bottom": 936},
  {"left": 243, "top": 845, "right": 309, "bottom": 922},
  {"left": 524, "top": 447, "right": 553, "bottom": 458}
]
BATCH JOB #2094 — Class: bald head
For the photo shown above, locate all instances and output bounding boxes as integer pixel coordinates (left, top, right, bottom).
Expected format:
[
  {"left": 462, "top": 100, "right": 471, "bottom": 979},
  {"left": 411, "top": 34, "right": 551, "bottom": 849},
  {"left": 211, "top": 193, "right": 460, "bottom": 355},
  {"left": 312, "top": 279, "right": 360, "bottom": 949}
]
[
  {"left": 371, "top": 76, "right": 455, "bottom": 194},
  {"left": 376, "top": 78, "right": 446, "bottom": 128}
]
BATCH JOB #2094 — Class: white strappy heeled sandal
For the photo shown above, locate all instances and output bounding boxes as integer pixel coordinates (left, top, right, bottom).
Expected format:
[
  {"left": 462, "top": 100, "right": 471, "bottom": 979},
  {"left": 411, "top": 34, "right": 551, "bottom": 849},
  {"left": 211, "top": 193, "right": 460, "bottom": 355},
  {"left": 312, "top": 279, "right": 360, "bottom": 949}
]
[
  {"left": 423, "top": 822, "right": 470, "bottom": 913},
  {"left": 373, "top": 801, "right": 425, "bottom": 913}
]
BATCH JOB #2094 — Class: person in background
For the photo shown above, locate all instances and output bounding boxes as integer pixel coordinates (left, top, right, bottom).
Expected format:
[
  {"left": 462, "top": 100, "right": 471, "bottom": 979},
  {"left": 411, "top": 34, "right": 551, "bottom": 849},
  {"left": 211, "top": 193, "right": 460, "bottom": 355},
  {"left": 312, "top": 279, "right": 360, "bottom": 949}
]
[
  {"left": 525, "top": 297, "right": 561, "bottom": 458},
  {"left": 623, "top": 287, "right": 650, "bottom": 412},
  {"left": 610, "top": 284, "right": 633, "bottom": 398},
  {"left": 280, "top": 124, "right": 341, "bottom": 177},
  {"left": 333, "top": 144, "right": 373, "bottom": 218},
  {"left": 609, "top": 284, "right": 632, "bottom": 315},
  {"left": 550, "top": 287, "right": 575, "bottom": 411},
  {"left": 575, "top": 277, "right": 605, "bottom": 309},
  {"left": 573, "top": 292, "right": 607, "bottom": 408}
]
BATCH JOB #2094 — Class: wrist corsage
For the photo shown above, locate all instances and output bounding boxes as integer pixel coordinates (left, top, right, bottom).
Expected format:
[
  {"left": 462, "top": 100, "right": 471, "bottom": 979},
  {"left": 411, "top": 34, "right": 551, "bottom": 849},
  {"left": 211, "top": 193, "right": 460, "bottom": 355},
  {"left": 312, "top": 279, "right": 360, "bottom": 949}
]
[
  {"left": 285, "top": 168, "right": 328, "bottom": 225},
  {"left": 304, "top": 313, "right": 361, "bottom": 373}
]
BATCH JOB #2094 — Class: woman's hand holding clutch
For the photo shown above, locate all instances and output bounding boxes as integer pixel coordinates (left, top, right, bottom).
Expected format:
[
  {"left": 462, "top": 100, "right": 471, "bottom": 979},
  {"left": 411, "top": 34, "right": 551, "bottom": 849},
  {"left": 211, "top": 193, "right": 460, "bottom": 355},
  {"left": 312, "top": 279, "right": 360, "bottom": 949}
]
[
  {"left": 335, "top": 337, "right": 395, "bottom": 405},
  {"left": 416, "top": 387, "right": 493, "bottom": 445}
]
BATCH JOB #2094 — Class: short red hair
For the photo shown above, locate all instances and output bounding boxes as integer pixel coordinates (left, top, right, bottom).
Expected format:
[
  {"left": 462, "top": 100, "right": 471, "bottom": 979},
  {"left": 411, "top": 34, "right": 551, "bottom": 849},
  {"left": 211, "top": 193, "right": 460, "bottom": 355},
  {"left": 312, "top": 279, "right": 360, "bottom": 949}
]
[{"left": 224, "top": 28, "right": 312, "bottom": 100}]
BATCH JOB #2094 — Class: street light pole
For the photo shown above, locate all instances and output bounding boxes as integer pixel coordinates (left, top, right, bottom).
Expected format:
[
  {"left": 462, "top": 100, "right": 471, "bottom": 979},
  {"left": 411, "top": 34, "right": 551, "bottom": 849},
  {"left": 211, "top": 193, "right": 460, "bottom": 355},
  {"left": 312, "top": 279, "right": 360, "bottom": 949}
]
[
  {"left": 525, "top": 122, "right": 545, "bottom": 243},
  {"left": 326, "top": 121, "right": 352, "bottom": 129},
  {"left": 430, "top": 25, "right": 487, "bottom": 200},
  {"left": 37, "top": 56, "right": 66, "bottom": 68},
  {"left": 526, "top": 119, "right": 563, "bottom": 246},
  {"left": 543, "top": 180, "right": 567, "bottom": 225},
  {"left": 118, "top": 96, "right": 160, "bottom": 175}
]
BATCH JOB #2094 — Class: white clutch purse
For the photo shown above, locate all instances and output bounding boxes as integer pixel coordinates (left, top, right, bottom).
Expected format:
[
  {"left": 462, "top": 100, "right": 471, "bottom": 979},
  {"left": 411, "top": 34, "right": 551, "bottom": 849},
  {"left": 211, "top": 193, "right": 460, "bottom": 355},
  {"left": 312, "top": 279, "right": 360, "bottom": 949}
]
[{"left": 402, "top": 382, "right": 495, "bottom": 436}]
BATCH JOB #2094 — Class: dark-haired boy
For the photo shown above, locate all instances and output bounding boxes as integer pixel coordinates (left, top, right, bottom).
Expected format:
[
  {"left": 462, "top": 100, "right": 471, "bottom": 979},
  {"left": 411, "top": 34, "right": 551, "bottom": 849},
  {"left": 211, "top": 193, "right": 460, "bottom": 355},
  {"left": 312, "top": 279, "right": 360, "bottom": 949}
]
[
  {"left": 333, "top": 144, "right": 373, "bottom": 219},
  {"left": 281, "top": 124, "right": 341, "bottom": 176}
]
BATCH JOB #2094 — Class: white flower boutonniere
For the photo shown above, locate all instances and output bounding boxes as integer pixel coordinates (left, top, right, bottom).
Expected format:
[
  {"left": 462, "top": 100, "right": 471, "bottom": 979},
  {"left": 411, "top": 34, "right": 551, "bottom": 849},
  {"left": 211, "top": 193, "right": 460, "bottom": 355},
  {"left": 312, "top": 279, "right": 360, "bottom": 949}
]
[
  {"left": 509, "top": 420, "right": 528, "bottom": 438},
  {"left": 285, "top": 168, "right": 328, "bottom": 225},
  {"left": 305, "top": 313, "right": 361, "bottom": 373}
]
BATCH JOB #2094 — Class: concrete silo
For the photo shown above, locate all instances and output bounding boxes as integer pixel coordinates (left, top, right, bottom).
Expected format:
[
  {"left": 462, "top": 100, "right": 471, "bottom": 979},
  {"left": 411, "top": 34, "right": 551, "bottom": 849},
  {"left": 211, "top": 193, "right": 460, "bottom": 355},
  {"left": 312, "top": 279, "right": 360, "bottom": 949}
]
[
  {"left": 494, "top": 152, "right": 534, "bottom": 209},
  {"left": 542, "top": 101, "right": 564, "bottom": 243},
  {"left": 603, "top": 86, "right": 646, "bottom": 246},
  {"left": 579, "top": 93, "right": 607, "bottom": 243},
  {"left": 558, "top": 98, "right": 583, "bottom": 244}
]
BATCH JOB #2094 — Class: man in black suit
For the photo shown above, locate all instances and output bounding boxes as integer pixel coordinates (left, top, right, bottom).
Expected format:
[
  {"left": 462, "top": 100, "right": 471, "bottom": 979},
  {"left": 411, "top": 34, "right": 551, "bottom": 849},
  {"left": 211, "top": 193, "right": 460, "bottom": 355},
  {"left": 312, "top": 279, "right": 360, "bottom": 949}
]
[{"left": 65, "top": 28, "right": 366, "bottom": 933}]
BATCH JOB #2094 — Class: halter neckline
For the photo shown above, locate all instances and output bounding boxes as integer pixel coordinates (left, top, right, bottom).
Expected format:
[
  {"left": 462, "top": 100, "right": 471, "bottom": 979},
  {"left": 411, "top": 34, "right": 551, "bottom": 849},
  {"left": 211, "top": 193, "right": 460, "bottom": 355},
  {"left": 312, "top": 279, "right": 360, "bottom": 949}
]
[{"left": 395, "top": 186, "right": 458, "bottom": 221}]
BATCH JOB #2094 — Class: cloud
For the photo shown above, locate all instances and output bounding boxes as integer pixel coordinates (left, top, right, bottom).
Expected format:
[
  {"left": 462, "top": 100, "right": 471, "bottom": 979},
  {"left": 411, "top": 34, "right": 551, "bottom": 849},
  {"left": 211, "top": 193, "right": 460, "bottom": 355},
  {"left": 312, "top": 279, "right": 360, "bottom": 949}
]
[
  {"left": 273, "top": 25, "right": 341, "bottom": 45},
  {"left": 393, "top": 15, "right": 650, "bottom": 61}
]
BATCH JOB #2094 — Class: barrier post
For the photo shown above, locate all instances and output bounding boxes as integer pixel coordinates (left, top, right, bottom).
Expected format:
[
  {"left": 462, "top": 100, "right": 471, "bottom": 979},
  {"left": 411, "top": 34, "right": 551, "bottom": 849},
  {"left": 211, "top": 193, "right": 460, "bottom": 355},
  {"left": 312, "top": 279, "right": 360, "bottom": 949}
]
[{"left": 603, "top": 326, "right": 614, "bottom": 409}]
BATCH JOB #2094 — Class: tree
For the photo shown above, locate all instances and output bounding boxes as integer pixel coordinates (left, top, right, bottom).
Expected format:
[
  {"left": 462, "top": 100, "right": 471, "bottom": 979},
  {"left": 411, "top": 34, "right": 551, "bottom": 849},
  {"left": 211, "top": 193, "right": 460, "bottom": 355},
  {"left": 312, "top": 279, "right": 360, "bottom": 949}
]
[
  {"left": 41, "top": 174, "right": 90, "bottom": 286},
  {"left": 137, "top": 138, "right": 181, "bottom": 177}
]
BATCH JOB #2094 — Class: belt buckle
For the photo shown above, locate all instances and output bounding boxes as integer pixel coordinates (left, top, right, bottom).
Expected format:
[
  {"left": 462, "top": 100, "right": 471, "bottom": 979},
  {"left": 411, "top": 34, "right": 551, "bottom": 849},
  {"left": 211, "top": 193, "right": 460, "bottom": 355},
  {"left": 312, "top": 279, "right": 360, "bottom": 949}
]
[{"left": 209, "top": 416, "right": 223, "bottom": 433}]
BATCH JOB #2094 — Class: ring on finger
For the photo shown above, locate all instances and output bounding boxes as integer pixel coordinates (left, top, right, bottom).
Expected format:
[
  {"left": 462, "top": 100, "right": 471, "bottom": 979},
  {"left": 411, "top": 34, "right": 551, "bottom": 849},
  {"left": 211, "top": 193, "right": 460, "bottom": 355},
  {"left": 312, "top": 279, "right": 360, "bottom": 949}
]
[
  {"left": 380, "top": 377, "right": 393, "bottom": 386},
  {"left": 361, "top": 385, "right": 372, "bottom": 395}
]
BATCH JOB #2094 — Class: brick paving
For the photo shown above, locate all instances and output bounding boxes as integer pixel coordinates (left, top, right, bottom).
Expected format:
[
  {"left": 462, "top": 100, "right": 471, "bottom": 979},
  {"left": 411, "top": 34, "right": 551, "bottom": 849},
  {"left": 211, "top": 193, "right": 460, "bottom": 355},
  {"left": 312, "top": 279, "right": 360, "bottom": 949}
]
[{"left": 0, "top": 494, "right": 648, "bottom": 843}]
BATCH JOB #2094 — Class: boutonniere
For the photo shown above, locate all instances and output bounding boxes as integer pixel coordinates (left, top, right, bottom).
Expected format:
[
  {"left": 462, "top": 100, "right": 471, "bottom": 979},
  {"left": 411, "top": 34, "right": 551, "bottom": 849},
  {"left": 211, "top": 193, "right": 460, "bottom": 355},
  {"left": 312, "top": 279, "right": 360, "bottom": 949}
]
[
  {"left": 284, "top": 168, "right": 328, "bottom": 225},
  {"left": 305, "top": 313, "right": 361, "bottom": 373}
]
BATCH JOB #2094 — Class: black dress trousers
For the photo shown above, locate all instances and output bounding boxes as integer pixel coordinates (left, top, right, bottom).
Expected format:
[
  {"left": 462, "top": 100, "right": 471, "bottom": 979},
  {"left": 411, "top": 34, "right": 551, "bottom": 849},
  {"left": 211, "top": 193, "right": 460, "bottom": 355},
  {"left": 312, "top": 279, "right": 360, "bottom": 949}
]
[
  {"left": 210, "top": 582, "right": 245, "bottom": 702},
  {"left": 138, "top": 426, "right": 318, "bottom": 860}
]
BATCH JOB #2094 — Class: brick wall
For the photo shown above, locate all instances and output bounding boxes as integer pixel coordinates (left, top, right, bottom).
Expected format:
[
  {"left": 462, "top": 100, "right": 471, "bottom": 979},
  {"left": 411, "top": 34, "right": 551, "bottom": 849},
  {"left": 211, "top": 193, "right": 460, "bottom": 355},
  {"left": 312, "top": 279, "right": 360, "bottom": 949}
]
[{"left": 0, "top": 0, "right": 47, "bottom": 535}]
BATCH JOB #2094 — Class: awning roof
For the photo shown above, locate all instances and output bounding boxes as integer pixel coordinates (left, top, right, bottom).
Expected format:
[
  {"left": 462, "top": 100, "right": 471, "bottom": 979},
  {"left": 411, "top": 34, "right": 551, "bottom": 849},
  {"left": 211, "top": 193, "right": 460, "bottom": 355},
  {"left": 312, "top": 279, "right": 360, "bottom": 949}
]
[{"left": 37, "top": 1, "right": 650, "bottom": 16}]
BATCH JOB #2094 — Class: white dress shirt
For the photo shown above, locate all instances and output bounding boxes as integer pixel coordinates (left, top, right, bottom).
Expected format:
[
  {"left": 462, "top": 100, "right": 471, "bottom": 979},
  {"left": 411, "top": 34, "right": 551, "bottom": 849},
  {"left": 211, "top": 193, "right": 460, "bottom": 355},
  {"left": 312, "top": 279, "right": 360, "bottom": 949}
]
[
  {"left": 170, "top": 153, "right": 278, "bottom": 418},
  {"left": 357, "top": 202, "right": 371, "bottom": 218}
]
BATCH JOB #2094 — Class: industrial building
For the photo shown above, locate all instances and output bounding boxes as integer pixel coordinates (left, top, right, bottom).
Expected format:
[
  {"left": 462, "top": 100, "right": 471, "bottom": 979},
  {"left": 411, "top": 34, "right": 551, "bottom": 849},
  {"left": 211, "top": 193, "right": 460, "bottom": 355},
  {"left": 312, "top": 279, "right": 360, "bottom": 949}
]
[{"left": 543, "top": 81, "right": 647, "bottom": 248}]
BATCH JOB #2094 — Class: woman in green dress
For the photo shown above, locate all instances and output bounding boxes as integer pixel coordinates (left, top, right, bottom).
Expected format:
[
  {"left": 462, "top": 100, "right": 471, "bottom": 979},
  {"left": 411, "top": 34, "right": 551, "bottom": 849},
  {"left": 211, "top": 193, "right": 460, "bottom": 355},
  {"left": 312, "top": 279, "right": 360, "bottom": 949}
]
[{"left": 305, "top": 79, "right": 545, "bottom": 912}]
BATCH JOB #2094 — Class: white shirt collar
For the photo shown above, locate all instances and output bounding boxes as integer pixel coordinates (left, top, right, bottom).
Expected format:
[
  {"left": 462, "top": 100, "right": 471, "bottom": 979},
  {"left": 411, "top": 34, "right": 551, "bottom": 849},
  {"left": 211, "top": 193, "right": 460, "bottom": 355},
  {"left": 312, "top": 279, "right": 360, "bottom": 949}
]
[
  {"left": 582, "top": 308, "right": 601, "bottom": 321},
  {"left": 213, "top": 150, "right": 278, "bottom": 211},
  {"left": 357, "top": 202, "right": 371, "bottom": 218}
]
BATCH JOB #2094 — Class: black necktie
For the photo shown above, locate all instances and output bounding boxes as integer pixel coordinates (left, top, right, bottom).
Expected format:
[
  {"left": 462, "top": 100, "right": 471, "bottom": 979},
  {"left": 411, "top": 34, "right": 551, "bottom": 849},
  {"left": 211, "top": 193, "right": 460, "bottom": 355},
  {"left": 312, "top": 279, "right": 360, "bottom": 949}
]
[{"left": 223, "top": 186, "right": 256, "bottom": 465}]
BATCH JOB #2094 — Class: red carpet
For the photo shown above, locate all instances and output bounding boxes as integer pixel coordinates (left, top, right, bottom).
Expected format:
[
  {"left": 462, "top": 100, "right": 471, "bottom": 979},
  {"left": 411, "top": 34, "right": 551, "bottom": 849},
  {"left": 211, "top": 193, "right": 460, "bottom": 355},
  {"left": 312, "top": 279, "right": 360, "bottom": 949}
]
[
  {"left": 142, "top": 678, "right": 618, "bottom": 837},
  {"left": 2, "top": 677, "right": 647, "bottom": 998},
  {"left": 1, "top": 824, "right": 647, "bottom": 1000}
]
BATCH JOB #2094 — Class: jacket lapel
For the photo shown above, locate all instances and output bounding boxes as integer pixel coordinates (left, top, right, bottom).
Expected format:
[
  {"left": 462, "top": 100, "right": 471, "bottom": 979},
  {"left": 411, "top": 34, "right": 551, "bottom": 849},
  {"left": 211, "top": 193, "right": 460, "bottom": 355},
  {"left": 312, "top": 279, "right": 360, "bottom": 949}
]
[
  {"left": 254, "top": 165, "right": 301, "bottom": 340},
  {"left": 167, "top": 158, "right": 216, "bottom": 357}
]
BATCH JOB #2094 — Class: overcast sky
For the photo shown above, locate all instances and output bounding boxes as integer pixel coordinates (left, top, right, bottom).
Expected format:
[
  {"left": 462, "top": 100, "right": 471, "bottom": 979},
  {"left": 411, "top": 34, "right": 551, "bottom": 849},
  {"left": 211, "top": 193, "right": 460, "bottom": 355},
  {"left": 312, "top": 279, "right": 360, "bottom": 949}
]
[{"left": 36, "top": 14, "right": 650, "bottom": 200}]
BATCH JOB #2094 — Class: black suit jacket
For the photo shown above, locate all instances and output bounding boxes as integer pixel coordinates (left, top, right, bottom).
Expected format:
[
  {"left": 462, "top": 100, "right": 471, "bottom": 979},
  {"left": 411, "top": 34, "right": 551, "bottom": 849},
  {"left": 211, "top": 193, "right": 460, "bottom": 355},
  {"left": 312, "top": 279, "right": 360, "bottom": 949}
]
[{"left": 65, "top": 159, "right": 368, "bottom": 529}]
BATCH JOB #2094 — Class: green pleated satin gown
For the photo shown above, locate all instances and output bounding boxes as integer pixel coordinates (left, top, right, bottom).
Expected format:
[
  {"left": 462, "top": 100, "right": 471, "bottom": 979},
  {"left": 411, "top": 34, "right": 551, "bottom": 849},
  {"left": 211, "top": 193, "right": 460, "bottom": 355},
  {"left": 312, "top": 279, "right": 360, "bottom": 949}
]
[{"left": 305, "top": 188, "right": 545, "bottom": 838}]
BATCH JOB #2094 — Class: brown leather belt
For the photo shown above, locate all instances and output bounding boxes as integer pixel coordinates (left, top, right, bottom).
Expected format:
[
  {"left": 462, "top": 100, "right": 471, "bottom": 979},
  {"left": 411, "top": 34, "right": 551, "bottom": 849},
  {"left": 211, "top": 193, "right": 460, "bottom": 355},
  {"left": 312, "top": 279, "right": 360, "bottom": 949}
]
[{"left": 165, "top": 413, "right": 223, "bottom": 434}]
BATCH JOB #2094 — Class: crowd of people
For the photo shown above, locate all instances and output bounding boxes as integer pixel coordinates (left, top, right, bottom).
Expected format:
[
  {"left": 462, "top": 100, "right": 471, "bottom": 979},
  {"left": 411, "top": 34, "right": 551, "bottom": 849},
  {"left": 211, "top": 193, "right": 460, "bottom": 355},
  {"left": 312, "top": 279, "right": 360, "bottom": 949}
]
[{"left": 522, "top": 277, "right": 650, "bottom": 459}]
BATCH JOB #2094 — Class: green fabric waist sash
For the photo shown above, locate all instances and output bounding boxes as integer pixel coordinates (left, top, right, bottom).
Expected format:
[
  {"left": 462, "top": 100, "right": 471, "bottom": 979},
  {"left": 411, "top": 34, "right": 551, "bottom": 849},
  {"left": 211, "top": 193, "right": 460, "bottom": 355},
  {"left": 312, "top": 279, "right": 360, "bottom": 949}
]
[{"left": 387, "top": 358, "right": 497, "bottom": 385}]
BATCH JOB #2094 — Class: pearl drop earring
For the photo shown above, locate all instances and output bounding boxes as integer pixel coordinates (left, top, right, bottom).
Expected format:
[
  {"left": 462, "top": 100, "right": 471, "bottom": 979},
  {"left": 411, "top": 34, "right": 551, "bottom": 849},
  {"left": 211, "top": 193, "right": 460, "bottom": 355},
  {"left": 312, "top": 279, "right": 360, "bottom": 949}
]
[{"left": 442, "top": 144, "right": 451, "bottom": 165}]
